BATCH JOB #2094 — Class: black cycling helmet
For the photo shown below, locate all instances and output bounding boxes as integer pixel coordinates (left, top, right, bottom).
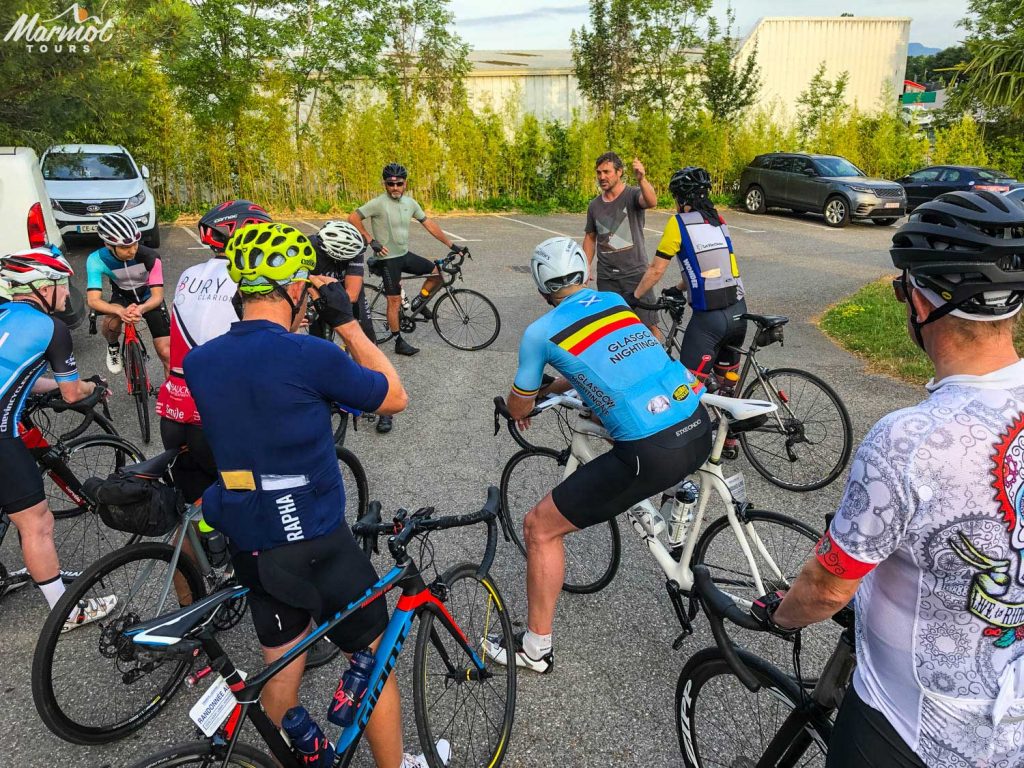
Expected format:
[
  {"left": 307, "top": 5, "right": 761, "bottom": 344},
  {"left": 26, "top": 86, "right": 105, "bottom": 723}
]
[
  {"left": 198, "top": 200, "right": 273, "bottom": 252},
  {"left": 668, "top": 166, "right": 712, "bottom": 205},
  {"left": 382, "top": 163, "right": 408, "bottom": 181}
]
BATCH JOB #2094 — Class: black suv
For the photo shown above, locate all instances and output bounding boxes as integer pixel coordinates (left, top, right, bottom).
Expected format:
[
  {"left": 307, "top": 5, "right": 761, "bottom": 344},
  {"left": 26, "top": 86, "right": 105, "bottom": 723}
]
[{"left": 739, "top": 153, "right": 907, "bottom": 227}]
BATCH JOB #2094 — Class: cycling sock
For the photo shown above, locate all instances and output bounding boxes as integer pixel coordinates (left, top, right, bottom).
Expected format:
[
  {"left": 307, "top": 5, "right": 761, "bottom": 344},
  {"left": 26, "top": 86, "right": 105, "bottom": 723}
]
[
  {"left": 35, "top": 574, "right": 65, "bottom": 609},
  {"left": 523, "top": 629, "right": 552, "bottom": 659}
]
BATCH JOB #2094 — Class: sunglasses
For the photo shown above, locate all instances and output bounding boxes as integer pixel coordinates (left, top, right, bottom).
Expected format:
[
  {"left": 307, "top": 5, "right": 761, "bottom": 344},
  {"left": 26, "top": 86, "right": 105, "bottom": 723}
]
[
  {"left": 385, "top": 180, "right": 405, "bottom": 187},
  {"left": 891, "top": 273, "right": 910, "bottom": 303}
]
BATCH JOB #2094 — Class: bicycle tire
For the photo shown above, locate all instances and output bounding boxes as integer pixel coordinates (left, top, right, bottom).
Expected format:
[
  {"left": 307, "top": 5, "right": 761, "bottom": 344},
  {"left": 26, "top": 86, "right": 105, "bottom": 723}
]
[
  {"left": 41, "top": 434, "right": 146, "bottom": 577},
  {"left": 676, "top": 647, "right": 830, "bottom": 768},
  {"left": 739, "top": 368, "right": 852, "bottom": 492},
  {"left": 32, "top": 541, "right": 206, "bottom": 745},
  {"left": 431, "top": 288, "right": 501, "bottom": 351},
  {"left": 127, "top": 741, "right": 279, "bottom": 768},
  {"left": 125, "top": 340, "right": 151, "bottom": 444},
  {"left": 337, "top": 445, "right": 368, "bottom": 522},
  {"left": 364, "top": 284, "right": 398, "bottom": 344},
  {"left": 499, "top": 448, "right": 620, "bottom": 594},
  {"left": 414, "top": 563, "right": 516, "bottom": 768}
]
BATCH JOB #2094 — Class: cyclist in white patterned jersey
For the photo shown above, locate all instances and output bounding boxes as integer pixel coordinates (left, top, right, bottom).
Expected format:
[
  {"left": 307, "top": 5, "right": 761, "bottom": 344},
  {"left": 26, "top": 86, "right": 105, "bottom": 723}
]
[{"left": 751, "top": 191, "right": 1024, "bottom": 768}]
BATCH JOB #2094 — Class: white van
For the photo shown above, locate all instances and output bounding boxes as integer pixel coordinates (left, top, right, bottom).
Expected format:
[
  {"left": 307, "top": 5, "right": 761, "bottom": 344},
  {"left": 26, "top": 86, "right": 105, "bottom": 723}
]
[{"left": 0, "top": 147, "right": 65, "bottom": 256}]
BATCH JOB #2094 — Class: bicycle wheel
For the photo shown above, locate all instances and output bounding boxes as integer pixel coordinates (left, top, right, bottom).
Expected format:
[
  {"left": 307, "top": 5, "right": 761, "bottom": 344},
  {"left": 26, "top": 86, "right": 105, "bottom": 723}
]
[
  {"left": 739, "top": 368, "right": 852, "bottom": 492},
  {"left": 676, "top": 647, "right": 829, "bottom": 768},
  {"left": 414, "top": 563, "right": 516, "bottom": 768},
  {"left": 499, "top": 448, "right": 620, "bottom": 594},
  {"left": 33, "top": 541, "right": 206, "bottom": 744},
  {"left": 42, "top": 434, "right": 146, "bottom": 578},
  {"left": 431, "top": 289, "right": 500, "bottom": 351},
  {"left": 337, "top": 445, "right": 369, "bottom": 522},
  {"left": 125, "top": 340, "right": 151, "bottom": 444},
  {"left": 364, "top": 284, "right": 397, "bottom": 344},
  {"left": 127, "top": 742, "right": 279, "bottom": 768}
]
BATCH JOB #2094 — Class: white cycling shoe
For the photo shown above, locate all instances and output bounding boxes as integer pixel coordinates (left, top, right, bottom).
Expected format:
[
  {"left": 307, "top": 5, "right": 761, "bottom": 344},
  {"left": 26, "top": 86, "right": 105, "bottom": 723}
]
[
  {"left": 105, "top": 345, "right": 123, "bottom": 375},
  {"left": 402, "top": 739, "right": 451, "bottom": 767},
  {"left": 62, "top": 595, "right": 118, "bottom": 633},
  {"left": 483, "top": 630, "right": 554, "bottom": 674}
]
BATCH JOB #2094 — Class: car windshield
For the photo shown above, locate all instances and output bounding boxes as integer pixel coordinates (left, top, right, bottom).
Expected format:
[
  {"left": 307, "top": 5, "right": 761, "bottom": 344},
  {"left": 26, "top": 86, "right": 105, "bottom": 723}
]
[
  {"left": 813, "top": 157, "right": 865, "bottom": 178},
  {"left": 42, "top": 152, "right": 137, "bottom": 181},
  {"left": 978, "top": 169, "right": 1013, "bottom": 181}
]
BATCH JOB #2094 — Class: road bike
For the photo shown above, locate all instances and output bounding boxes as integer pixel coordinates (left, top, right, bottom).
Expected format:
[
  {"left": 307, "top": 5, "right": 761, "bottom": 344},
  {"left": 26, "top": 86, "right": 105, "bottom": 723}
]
[
  {"left": 637, "top": 291, "right": 853, "bottom": 491},
  {"left": 31, "top": 443, "right": 367, "bottom": 744},
  {"left": 365, "top": 249, "right": 501, "bottom": 351},
  {"left": 90, "top": 308, "right": 156, "bottom": 443},
  {"left": 121, "top": 487, "right": 516, "bottom": 768},
  {"left": 676, "top": 564, "right": 855, "bottom": 767}
]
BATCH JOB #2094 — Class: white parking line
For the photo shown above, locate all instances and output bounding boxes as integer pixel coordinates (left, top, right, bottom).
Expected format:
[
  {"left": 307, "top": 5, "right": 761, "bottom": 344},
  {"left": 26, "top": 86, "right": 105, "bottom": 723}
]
[
  {"left": 178, "top": 226, "right": 203, "bottom": 244},
  {"left": 293, "top": 219, "right": 319, "bottom": 232},
  {"left": 727, "top": 209, "right": 841, "bottom": 233},
  {"left": 441, "top": 229, "right": 482, "bottom": 243},
  {"left": 644, "top": 208, "right": 764, "bottom": 233},
  {"left": 489, "top": 214, "right": 569, "bottom": 237}
]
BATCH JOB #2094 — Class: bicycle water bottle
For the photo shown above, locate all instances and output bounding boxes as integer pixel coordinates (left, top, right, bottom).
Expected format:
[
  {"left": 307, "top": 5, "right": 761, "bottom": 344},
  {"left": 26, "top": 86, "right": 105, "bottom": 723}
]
[
  {"left": 282, "top": 706, "right": 335, "bottom": 767},
  {"left": 667, "top": 480, "right": 700, "bottom": 547},
  {"left": 400, "top": 288, "right": 411, "bottom": 312},
  {"left": 197, "top": 518, "right": 229, "bottom": 568},
  {"left": 327, "top": 648, "right": 375, "bottom": 727}
]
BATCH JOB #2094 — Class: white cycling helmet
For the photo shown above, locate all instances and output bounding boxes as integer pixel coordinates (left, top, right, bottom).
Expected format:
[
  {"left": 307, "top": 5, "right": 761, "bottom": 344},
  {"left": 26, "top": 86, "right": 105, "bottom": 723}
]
[
  {"left": 317, "top": 220, "right": 366, "bottom": 262},
  {"left": 98, "top": 212, "right": 142, "bottom": 247},
  {"left": 530, "top": 236, "right": 589, "bottom": 294}
]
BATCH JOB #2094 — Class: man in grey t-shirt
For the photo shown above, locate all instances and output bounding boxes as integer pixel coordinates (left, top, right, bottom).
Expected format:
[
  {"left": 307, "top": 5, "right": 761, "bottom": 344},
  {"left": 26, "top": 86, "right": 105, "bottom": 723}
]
[{"left": 583, "top": 152, "right": 659, "bottom": 335}]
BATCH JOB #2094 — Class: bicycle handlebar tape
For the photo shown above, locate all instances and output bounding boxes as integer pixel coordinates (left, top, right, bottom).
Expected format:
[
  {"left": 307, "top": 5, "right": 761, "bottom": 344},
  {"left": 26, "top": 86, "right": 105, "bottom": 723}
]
[{"left": 692, "top": 565, "right": 764, "bottom": 693}]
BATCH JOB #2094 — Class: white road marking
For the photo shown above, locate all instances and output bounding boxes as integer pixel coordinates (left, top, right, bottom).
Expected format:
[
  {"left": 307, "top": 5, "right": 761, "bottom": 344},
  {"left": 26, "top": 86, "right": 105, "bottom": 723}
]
[
  {"left": 293, "top": 219, "right": 319, "bottom": 232},
  {"left": 727, "top": 209, "right": 841, "bottom": 233},
  {"left": 489, "top": 214, "right": 569, "bottom": 236},
  {"left": 441, "top": 229, "right": 482, "bottom": 242},
  {"left": 644, "top": 208, "right": 764, "bottom": 233},
  {"left": 187, "top": 246, "right": 208, "bottom": 251},
  {"left": 178, "top": 226, "right": 203, "bottom": 244}
]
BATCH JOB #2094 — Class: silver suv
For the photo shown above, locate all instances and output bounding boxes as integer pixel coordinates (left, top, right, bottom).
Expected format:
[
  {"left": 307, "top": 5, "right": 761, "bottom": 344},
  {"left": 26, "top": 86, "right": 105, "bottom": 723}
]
[{"left": 739, "top": 153, "right": 906, "bottom": 228}]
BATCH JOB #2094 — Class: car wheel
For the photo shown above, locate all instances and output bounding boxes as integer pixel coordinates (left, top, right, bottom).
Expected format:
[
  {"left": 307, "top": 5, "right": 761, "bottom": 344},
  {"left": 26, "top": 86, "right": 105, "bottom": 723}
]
[
  {"left": 143, "top": 226, "right": 161, "bottom": 248},
  {"left": 744, "top": 185, "right": 766, "bottom": 214},
  {"left": 873, "top": 218, "right": 898, "bottom": 226},
  {"left": 823, "top": 196, "right": 850, "bottom": 228}
]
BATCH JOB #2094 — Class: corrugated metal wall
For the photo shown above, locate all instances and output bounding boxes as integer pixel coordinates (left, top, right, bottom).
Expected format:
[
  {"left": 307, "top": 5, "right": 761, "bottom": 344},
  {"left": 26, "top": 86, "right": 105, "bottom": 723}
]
[{"left": 465, "top": 73, "right": 583, "bottom": 123}]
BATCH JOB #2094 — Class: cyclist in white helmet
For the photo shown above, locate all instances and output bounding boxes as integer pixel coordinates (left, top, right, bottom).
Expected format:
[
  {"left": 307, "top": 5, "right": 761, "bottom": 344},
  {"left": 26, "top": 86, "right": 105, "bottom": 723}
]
[{"left": 309, "top": 220, "right": 376, "bottom": 343}]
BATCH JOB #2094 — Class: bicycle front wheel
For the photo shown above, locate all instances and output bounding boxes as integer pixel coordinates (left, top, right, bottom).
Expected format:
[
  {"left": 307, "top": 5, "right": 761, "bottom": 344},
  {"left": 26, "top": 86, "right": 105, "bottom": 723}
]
[
  {"left": 414, "top": 563, "right": 516, "bottom": 768},
  {"left": 364, "top": 284, "right": 398, "bottom": 344},
  {"left": 499, "top": 448, "right": 620, "bottom": 594},
  {"left": 739, "top": 368, "right": 852, "bottom": 492},
  {"left": 676, "top": 647, "right": 829, "bottom": 768},
  {"left": 32, "top": 541, "right": 205, "bottom": 744},
  {"left": 431, "top": 289, "right": 500, "bottom": 350},
  {"left": 125, "top": 341, "right": 151, "bottom": 444},
  {"left": 127, "top": 742, "right": 279, "bottom": 768},
  {"left": 337, "top": 445, "right": 368, "bottom": 522}
]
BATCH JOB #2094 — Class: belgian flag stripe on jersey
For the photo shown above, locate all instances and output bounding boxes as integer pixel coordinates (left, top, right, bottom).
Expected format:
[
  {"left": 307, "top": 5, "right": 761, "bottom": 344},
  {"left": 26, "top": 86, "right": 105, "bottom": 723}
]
[{"left": 553, "top": 309, "right": 642, "bottom": 355}]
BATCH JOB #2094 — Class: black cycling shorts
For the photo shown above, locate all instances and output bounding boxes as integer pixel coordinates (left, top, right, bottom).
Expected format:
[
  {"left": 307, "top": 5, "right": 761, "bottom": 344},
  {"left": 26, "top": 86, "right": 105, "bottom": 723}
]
[
  {"left": 160, "top": 418, "right": 217, "bottom": 505},
  {"left": 552, "top": 406, "right": 712, "bottom": 530},
  {"left": 826, "top": 685, "right": 926, "bottom": 768},
  {"left": 678, "top": 298, "right": 747, "bottom": 372},
  {"left": 597, "top": 274, "right": 657, "bottom": 328},
  {"left": 375, "top": 252, "right": 435, "bottom": 296},
  {"left": 107, "top": 290, "right": 171, "bottom": 338},
  {"left": 231, "top": 524, "right": 388, "bottom": 651},
  {"left": 0, "top": 438, "right": 46, "bottom": 516},
  {"left": 309, "top": 289, "right": 375, "bottom": 341}
]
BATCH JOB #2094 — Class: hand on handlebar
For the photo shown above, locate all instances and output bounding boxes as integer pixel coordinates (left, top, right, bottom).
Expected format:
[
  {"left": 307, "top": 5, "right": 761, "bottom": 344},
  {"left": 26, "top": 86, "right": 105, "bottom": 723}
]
[
  {"left": 449, "top": 243, "right": 468, "bottom": 256},
  {"left": 750, "top": 590, "right": 799, "bottom": 639},
  {"left": 663, "top": 286, "right": 684, "bottom": 299}
]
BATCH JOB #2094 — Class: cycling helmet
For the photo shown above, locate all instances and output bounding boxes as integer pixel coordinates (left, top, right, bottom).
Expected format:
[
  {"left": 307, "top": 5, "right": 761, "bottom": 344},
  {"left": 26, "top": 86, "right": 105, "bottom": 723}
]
[
  {"left": 317, "top": 220, "right": 366, "bottom": 262},
  {"left": 97, "top": 212, "right": 142, "bottom": 247},
  {"left": 530, "top": 237, "right": 589, "bottom": 295},
  {"left": 890, "top": 191, "right": 1024, "bottom": 324},
  {"left": 1, "top": 247, "right": 74, "bottom": 312},
  {"left": 225, "top": 223, "right": 317, "bottom": 295},
  {"left": 382, "top": 163, "right": 408, "bottom": 181},
  {"left": 668, "top": 167, "right": 713, "bottom": 205},
  {"left": 198, "top": 200, "right": 273, "bottom": 252}
]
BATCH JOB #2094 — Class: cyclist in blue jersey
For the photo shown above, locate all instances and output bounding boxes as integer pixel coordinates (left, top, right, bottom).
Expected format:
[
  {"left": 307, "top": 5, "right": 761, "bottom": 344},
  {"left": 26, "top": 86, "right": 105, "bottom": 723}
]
[
  {"left": 0, "top": 248, "right": 116, "bottom": 628},
  {"left": 486, "top": 237, "right": 712, "bottom": 673},
  {"left": 184, "top": 224, "right": 436, "bottom": 767}
]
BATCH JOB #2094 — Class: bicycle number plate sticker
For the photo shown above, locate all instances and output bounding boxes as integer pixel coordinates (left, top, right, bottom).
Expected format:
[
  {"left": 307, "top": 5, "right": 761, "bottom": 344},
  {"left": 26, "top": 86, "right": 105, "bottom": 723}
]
[
  {"left": 724, "top": 472, "right": 747, "bottom": 504},
  {"left": 189, "top": 675, "right": 237, "bottom": 736}
]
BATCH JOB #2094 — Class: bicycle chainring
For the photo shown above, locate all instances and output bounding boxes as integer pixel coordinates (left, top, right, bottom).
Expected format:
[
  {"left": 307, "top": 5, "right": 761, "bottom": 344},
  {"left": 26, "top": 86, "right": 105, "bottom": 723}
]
[
  {"left": 210, "top": 585, "right": 248, "bottom": 632},
  {"left": 399, "top": 317, "right": 416, "bottom": 334},
  {"left": 99, "top": 613, "right": 141, "bottom": 662}
]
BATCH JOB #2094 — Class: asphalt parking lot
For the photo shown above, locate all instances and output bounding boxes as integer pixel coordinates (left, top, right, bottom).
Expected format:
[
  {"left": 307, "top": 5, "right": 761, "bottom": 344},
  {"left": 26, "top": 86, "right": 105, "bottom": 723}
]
[{"left": 0, "top": 206, "right": 921, "bottom": 767}]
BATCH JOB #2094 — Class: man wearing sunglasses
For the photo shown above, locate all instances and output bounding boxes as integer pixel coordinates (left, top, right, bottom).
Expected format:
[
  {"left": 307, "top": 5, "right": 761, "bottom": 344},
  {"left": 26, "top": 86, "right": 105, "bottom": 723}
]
[
  {"left": 348, "top": 163, "right": 466, "bottom": 369},
  {"left": 749, "top": 191, "right": 1024, "bottom": 768}
]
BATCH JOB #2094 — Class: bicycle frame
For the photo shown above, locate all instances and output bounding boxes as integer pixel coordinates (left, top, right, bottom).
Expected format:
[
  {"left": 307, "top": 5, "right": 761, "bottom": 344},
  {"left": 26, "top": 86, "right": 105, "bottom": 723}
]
[{"left": 122, "top": 321, "right": 151, "bottom": 396}]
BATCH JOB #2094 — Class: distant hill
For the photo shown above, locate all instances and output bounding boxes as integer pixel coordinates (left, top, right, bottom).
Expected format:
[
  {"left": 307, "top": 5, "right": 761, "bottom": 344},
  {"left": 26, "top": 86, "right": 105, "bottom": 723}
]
[{"left": 908, "top": 42, "right": 942, "bottom": 57}]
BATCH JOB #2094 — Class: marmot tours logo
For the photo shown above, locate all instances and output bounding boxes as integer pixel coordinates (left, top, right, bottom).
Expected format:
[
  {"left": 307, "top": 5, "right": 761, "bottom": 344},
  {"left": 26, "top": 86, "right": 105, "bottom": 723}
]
[{"left": 4, "top": 3, "right": 116, "bottom": 53}]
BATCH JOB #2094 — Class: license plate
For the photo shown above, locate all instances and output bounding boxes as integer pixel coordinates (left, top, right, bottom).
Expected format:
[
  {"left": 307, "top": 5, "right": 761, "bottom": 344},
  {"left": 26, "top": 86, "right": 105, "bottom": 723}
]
[
  {"left": 724, "top": 471, "right": 747, "bottom": 505},
  {"left": 189, "top": 675, "right": 238, "bottom": 736},
  {"left": 883, "top": 202, "right": 900, "bottom": 209},
  {"left": 77, "top": 224, "right": 98, "bottom": 233}
]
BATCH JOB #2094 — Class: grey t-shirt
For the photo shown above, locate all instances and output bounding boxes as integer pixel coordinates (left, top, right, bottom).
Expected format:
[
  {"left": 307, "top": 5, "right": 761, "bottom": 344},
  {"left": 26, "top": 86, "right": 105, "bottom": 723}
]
[
  {"left": 584, "top": 186, "right": 648, "bottom": 279},
  {"left": 355, "top": 193, "right": 427, "bottom": 259}
]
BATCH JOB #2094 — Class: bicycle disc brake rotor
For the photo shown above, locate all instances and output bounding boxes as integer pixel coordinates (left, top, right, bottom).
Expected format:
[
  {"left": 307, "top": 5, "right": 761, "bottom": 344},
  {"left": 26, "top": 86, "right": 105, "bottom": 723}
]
[{"left": 99, "top": 613, "right": 141, "bottom": 662}]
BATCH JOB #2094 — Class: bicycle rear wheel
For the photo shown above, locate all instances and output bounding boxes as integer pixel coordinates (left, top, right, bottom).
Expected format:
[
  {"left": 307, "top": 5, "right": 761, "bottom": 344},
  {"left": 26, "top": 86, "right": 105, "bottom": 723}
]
[
  {"left": 431, "top": 289, "right": 500, "bottom": 350},
  {"left": 414, "top": 563, "right": 516, "bottom": 768},
  {"left": 499, "top": 448, "right": 620, "bottom": 594},
  {"left": 125, "top": 340, "right": 151, "bottom": 444},
  {"left": 337, "top": 445, "right": 368, "bottom": 522},
  {"left": 676, "top": 647, "right": 829, "bottom": 768},
  {"left": 127, "top": 742, "right": 279, "bottom": 768},
  {"left": 364, "top": 284, "right": 398, "bottom": 344},
  {"left": 32, "top": 541, "right": 205, "bottom": 744},
  {"left": 739, "top": 368, "right": 852, "bottom": 492}
]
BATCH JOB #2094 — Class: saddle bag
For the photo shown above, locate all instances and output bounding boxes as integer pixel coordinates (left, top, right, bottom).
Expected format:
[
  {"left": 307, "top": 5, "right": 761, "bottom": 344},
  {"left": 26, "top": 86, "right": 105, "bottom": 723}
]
[{"left": 84, "top": 473, "right": 181, "bottom": 537}]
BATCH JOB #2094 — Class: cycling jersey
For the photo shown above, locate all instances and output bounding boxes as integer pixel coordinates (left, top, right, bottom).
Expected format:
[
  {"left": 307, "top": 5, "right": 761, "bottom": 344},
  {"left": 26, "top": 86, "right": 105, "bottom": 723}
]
[
  {"left": 86, "top": 244, "right": 163, "bottom": 303},
  {"left": 184, "top": 320, "right": 388, "bottom": 552},
  {"left": 656, "top": 212, "right": 743, "bottom": 312},
  {"left": 155, "top": 258, "right": 239, "bottom": 425},
  {"left": 355, "top": 193, "right": 427, "bottom": 259},
  {"left": 513, "top": 289, "right": 700, "bottom": 442},
  {"left": 817, "top": 360, "right": 1024, "bottom": 767},
  {"left": 0, "top": 301, "right": 79, "bottom": 439}
]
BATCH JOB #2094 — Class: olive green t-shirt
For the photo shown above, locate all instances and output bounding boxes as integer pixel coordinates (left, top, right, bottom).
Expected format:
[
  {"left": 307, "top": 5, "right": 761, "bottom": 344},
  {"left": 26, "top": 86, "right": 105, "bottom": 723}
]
[{"left": 356, "top": 193, "right": 427, "bottom": 259}]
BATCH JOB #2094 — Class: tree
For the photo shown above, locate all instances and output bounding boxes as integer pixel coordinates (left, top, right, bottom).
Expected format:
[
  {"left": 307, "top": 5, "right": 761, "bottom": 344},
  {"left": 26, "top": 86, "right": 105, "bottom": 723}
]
[
  {"left": 933, "top": 114, "right": 989, "bottom": 165},
  {"left": 795, "top": 63, "right": 849, "bottom": 147},
  {"left": 904, "top": 46, "right": 969, "bottom": 88},
  {"left": 570, "top": 0, "right": 635, "bottom": 115},
  {"left": 948, "top": 0, "right": 1024, "bottom": 117},
  {"left": 699, "top": 7, "right": 761, "bottom": 122}
]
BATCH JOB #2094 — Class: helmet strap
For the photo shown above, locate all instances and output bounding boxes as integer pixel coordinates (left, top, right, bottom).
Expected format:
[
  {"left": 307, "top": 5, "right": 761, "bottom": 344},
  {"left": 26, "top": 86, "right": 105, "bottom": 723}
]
[
  {"left": 27, "top": 281, "right": 58, "bottom": 314},
  {"left": 271, "top": 281, "right": 309, "bottom": 323},
  {"left": 908, "top": 297, "right": 962, "bottom": 350}
]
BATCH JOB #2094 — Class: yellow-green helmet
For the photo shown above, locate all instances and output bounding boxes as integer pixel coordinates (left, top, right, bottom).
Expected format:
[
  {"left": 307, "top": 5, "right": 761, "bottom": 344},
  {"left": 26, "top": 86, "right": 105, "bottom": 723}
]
[{"left": 225, "top": 223, "right": 316, "bottom": 294}]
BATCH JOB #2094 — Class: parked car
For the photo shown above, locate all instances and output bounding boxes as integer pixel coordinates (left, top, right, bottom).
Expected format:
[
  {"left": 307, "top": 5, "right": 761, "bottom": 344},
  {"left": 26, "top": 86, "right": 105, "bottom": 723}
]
[
  {"left": 40, "top": 144, "right": 159, "bottom": 247},
  {"left": 897, "top": 166, "right": 1019, "bottom": 211},
  {"left": 740, "top": 153, "right": 906, "bottom": 227}
]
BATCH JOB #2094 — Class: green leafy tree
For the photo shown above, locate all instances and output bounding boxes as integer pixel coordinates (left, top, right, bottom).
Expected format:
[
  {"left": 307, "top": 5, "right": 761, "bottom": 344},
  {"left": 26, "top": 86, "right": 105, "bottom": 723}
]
[
  {"left": 699, "top": 7, "right": 761, "bottom": 121},
  {"left": 570, "top": 0, "right": 635, "bottom": 115},
  {"left": 795, "top": 63, "right": 850, "bottom": 148},
  {"left": 905, "top": 46, "right": 970, "bottom": 87},
  {"left": 948, "top": 1, "right": 1024, "bottom": 116},
  {"left": 933, "top": 113, "right": 990, "bottom": 165},
  {"left": 629, "top": 0, "right": 711, "bottom": 112}
]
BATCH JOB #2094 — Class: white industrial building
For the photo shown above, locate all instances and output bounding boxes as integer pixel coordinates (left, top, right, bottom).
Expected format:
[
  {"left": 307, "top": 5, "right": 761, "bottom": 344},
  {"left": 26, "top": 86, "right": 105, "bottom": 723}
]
[{"left": 463, "top": 16, "right": 912, "bottom": 123}]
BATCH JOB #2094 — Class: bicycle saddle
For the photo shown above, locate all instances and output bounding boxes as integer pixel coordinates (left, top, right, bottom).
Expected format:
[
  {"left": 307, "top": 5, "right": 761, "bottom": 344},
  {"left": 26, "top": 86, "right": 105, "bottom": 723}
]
[
  {"left": 739, "top": 313, "right": 788, "bottom": 329},
  {"left": 126, "top": 585, "right": 249, "bottom": 647},
  {"left": 122, "top": 448, "right": 181, "bottom": 480},
  {"left": 702, "top": 393, "right": 777, "bottom": 422}
]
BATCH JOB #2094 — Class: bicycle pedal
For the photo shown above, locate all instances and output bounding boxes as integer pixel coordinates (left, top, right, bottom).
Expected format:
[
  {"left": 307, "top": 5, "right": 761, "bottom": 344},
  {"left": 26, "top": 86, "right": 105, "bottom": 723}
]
[{"left": 672, "top": 627, "right": 693, "bottom": 651}]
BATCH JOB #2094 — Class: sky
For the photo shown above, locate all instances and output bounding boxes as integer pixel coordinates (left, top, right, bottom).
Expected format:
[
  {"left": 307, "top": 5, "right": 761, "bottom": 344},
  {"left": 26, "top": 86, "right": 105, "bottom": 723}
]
[{"left": 449, "top": 0, "right": 967, "bottom": 51}]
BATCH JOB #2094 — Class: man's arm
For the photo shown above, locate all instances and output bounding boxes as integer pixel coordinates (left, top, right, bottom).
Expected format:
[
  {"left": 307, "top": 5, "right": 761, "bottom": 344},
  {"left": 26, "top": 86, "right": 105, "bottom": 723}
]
[
  {"left": 631, "top": 254, "right": 671, "bottom": 301},
  {"left": 633, "top": 158, "right": 657, "bottom": 209},
  {"left": 582, "top": 231, "right": 597, "bottom": 271},
  {"left": 772, "top": 557, "right": 861, "bottom": 629},
  {"left": 343, "top": 274, "right": 362, "bottom": 304},
  {"left": 421, "top": 218, "right": 454, "bottom": 250},
  {"left": 136, "top": 284, "right": 165, "bottom": 315},
  {"left": 337, "top": 322, "right": 407, "bottom": 415}
]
